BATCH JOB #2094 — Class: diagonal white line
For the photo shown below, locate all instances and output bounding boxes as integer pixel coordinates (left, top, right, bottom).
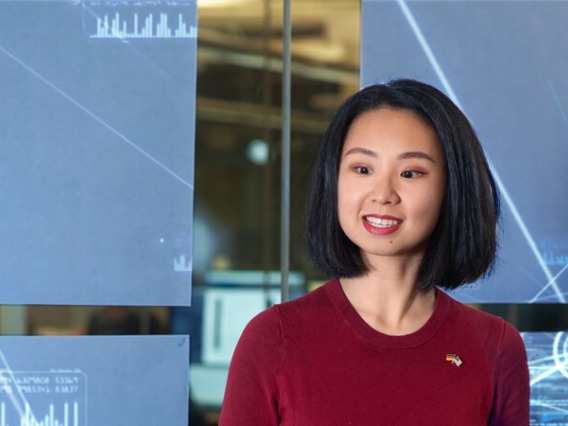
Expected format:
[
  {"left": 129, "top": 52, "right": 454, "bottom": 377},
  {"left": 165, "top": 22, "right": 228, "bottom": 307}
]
[
  {"left": 530, "top": 262, "right": 568, "bottom": 303},
  {"left": 531, "top": 400, "right": 568, "bottom": 415},
  {"left": 396, "top": 0, "right": 564, "bottom": 302},
  {"left": 0, "top": 44, "right": 193, "bottom": 191},
  {"left": 529, "top": 364, "right": 559, "bottom": 387},
  {"left": 490, "top": 167, "right": 563, "bottom": 302},
  {"left": 0, "top": 350, "right": 38, "bottom": 423},
  {"left": 548, "top": 79, "right": 568, "bottom": 131}
]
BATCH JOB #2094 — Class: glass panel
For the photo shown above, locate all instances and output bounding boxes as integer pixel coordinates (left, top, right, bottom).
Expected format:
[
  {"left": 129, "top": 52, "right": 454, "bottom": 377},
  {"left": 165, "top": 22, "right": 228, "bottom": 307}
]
[{"left": 185, "top": 0, "right": 361, "bottom": 421}]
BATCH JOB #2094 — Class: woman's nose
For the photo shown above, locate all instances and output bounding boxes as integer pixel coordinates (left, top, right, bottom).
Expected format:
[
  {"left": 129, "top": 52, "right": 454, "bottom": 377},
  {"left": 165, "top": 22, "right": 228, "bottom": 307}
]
[{"left": 370, "top": 177, "right": 401, "bottom": 204}]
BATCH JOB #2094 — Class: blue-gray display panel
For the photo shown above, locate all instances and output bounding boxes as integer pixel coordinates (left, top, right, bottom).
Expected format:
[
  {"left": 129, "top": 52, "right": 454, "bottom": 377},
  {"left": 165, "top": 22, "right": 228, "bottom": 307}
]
[
  {"left": 0, "top": 0, "right": 196, "bottom": 306},
  {"left": 0, "top": 335, "right": 189, "bottom": 425},
  {"left": 525, "top": 332, "right": 568, "bottom": 425},
  {"left": 362, "top": 0, "right": 568, "bottom": 303}
]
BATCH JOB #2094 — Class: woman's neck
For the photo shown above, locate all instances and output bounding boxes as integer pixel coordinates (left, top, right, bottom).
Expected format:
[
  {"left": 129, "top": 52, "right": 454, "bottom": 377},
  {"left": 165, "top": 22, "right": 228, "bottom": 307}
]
[{"left": 339, "top": 264, "right": 436, "bottom": 336}]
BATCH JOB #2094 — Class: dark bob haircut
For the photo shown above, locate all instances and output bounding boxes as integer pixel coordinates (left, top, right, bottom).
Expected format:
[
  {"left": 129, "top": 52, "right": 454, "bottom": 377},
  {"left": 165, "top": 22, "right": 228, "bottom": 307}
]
[{"left": 305, "top": 79, "right": 500, "bottom": 291}]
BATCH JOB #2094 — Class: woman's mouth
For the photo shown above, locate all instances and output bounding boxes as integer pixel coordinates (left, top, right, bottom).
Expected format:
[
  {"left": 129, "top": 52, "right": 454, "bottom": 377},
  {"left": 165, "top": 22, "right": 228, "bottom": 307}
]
[
  {"left": 364, "top": 216, "right": 402, "bottom": 227},
  {"left": 363, "top": 215, "right": 402, "bottom": 235}
]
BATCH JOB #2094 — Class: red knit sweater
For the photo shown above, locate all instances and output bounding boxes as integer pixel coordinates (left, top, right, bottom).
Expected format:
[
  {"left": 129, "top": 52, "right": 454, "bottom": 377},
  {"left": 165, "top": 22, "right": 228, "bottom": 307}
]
[{"left": 219, "top": 279, "right": 529, "bottom": 425}]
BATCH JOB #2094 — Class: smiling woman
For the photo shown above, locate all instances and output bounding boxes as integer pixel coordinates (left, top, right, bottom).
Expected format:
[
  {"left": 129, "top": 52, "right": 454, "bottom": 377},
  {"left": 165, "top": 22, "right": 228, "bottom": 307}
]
[
  {"left": 337, "top": 108, "right": 446, "bottom": 264},
  {"left": 306, "top": 80, "right": 501, "bottom": 290},
  {"left": 219, "top": 79, "right": 530, "bottom": 426}
]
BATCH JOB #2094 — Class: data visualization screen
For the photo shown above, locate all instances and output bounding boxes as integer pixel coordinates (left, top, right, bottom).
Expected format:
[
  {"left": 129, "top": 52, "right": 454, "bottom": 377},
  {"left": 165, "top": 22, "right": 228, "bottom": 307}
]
[
  {"left": 0, "top": 371, "right": 86, "bottom": 426},
  {"left": 362, "top": 0, "right": 568, "bottom": 303},
  {"left": 0, "top": 336, "right": 189, "bottom": 426},
  {"left": 525, "top": 332, "right": 568, "bottom": 425},
  {"left": 0, "top": 1, "right": 197, "bottom": 305}
]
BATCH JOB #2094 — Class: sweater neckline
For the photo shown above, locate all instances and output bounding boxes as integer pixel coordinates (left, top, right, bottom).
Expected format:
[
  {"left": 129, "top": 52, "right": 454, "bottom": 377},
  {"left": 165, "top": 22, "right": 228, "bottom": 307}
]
[{"left": 326, "top": 278, "right": 450, "bottom": 349}]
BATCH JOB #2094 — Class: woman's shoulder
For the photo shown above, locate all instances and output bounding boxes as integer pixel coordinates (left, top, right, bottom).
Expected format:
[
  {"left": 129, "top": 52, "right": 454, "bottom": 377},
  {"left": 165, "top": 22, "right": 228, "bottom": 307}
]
[
  {"left": 275, "top": 279, "right": 337, "bottom": 318},
  {"left": 241, "top": 279, "right": 338, "bottom": 341},
  {"left": 440, "top": 290, "right": 525, "bottom": 355},
  {"left": 441, "top": 290, "right": 506, "bottom": 326}
]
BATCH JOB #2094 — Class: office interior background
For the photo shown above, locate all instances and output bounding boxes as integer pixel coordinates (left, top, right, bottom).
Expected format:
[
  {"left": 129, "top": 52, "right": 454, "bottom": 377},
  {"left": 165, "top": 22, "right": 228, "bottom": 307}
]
[{"left": 1, "top": 0, "right": 568, "bottom": 424}]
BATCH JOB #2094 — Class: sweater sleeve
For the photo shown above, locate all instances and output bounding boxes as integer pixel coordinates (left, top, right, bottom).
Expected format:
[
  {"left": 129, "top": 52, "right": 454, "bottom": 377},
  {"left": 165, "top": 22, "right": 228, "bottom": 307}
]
[
  {"left": 218, "top": 307, "right": 283, "bottom": 426},
  {"left": 489, "top": 322, "right": 530, "bottom": 426}
]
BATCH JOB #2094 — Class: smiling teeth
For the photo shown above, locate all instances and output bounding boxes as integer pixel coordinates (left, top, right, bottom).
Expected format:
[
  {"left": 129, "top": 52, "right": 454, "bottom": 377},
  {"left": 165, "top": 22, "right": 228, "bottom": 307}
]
[{"left": 365, "top": 217, "right": 401, "bottom": 227}]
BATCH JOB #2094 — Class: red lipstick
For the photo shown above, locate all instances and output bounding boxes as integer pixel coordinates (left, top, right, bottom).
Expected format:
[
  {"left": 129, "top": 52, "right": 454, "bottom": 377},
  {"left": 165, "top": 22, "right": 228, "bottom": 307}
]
[{"left": 362, "top": 214, "right": 402, "bottom": 235}]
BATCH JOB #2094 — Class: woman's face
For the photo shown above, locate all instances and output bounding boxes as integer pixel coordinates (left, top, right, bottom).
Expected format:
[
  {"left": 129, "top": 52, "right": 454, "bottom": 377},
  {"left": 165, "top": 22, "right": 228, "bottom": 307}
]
[{"left": 337, "top": 108, "right": 446, "bottom": 264}]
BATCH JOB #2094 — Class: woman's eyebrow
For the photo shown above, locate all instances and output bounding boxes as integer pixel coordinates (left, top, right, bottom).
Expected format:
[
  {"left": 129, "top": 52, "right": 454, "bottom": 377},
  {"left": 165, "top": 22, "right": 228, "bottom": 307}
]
[
  {"left": 343, "top": 147, "right": 377, "bottom": 157},
  {"left": 344, "top": 147, "right": 437, "bottom": 163},
  {"left": 399, "top": 151, "right": 437, "bottom": 163}
]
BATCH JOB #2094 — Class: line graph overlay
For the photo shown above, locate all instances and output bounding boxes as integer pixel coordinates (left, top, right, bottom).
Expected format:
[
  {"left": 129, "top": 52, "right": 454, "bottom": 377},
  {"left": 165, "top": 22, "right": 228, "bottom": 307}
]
[{"left": 0, "top": 371, "right": 87, "bottom": 426}]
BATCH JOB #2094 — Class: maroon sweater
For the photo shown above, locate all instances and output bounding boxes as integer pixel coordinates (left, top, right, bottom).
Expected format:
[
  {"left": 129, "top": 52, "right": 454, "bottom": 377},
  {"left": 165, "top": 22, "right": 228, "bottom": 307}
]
[{"left": 219, "top": 279, "right": 529, "bottom": 425}]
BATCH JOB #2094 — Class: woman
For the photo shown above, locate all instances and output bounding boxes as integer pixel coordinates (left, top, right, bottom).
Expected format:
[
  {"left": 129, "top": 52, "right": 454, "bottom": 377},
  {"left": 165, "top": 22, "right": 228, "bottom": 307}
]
[{"left": 219, "top": 79, "right": 530, "bottom": 425}]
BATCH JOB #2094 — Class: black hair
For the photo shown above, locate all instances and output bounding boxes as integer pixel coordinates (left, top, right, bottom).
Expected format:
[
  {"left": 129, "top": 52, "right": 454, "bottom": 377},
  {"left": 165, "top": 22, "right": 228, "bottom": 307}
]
[{"left": 305, "top": 79, "right": 500, "bottom": 291}]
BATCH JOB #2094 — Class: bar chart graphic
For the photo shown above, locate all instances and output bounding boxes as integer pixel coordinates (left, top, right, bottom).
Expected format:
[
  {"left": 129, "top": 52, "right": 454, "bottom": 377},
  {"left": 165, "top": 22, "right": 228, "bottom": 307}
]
[
  {"left": 0, "top": 402, "right": 79, "bottom": 426},
  {"left": 0, "top": 372, "right": 87, "bottom": 426},
  {"left": 91, "top": 11, "right": 196, "bottom": 39}
]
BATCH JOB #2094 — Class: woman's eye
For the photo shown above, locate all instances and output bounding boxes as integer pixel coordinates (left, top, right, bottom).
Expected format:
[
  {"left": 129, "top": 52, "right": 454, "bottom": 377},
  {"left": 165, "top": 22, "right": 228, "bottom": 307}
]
[
  {"left": 355, "top": 166, "right": 370, "bottom": 175},
  {"left": 401, "top": 170, "right": 423, "bottom": 179}
]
